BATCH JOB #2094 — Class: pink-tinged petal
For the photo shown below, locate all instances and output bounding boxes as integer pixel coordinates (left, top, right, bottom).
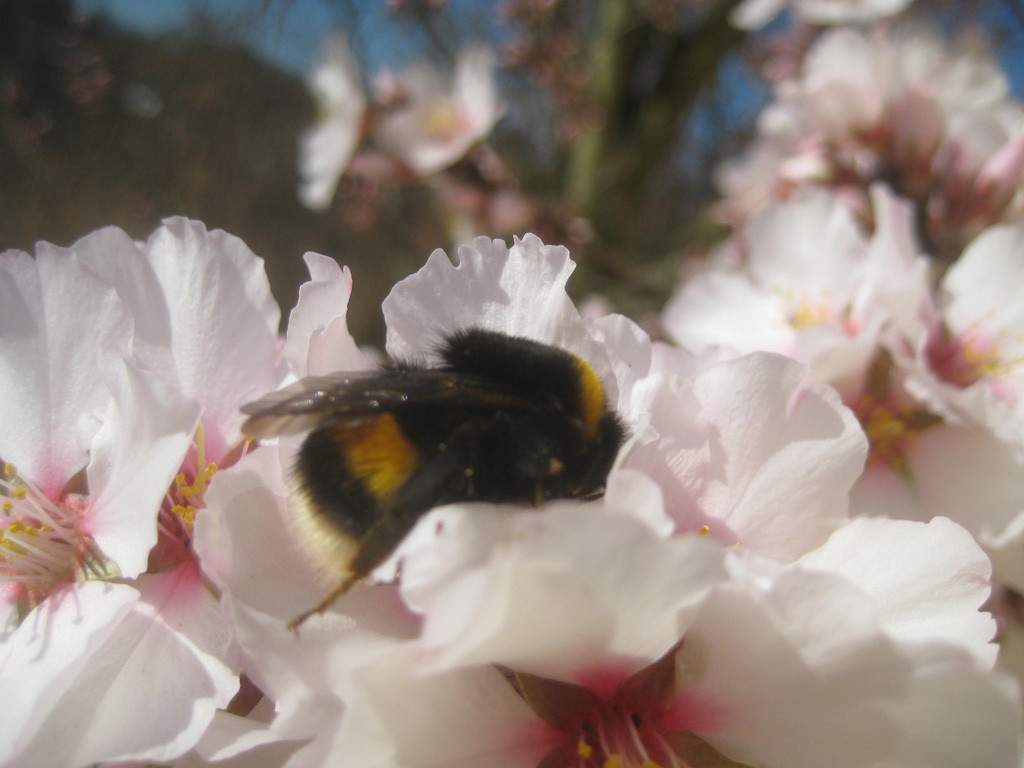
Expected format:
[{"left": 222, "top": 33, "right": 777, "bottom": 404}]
[
  {"left": 849, "top": 459, "right": 923, "bottom": 518},
  {"left": 879, "top": 643, "right": 1022, "bottom": 768},
  {"left": 143, "top": 218, "right": 284, "bottom": 461},
  {"left": 226, "top": 593, "right": 412, "bottom": 756},
  {"left": 617, "top": 373, "right": 712, "bottom": 534},
  {"left": 683, "top": 573, "right": 909, "bottom": 768},
  {"left": 800, "top": 29, "right": 885, "bottom": 133},
  {"left": 859, "top": 425, "right": 1024, "bottom": 540},
  {"left": 689, "top": 567, "right": 1020, "bottom": 767},
  {"left": 602, "top": 467, "right": 676, "bottom": 537},
  {"left": 663, "top": 270, "right": 793, "bottom": 357},
  {"left": 0, "top": 248, "right": 131, "bottom": 498},
  {"left": 746, "top": 185, "right": 866, "bottom": 302},
  {"left": 942, "top": 223, "right": 1024, "bottom": 362},
  {"left": 855, "top": 184, "right": 931, "bottom": 328},
  {"left": 1, "top": 576, "right": 238, "bottom": 767},
  {"left": 284, "top": 253, "right": 372, "bottom": 378},
  {"left": 729, "top": 0, "right": 785, "bottom": 29},
  {"left": 48, "top": 226, "right": 175, "bottom": 375},
  {"left": 373, "top": 46, "right": 501, "bottom": 177},
  {"left": 177, "top": 709, "right": 304, "bottom": 767},
  {"left": 454, "top": 46, "right": 503, "bottom": 139},
  {"left": 799, "top": 516, "right": 998, "bottom": 665},
  {"left": 586, "top": 313, "right": 653, "bottom": 413},
  {"left": 85, "top": 360, "right": 199, "bottom": 578},
  {"left": 299, "top": 36, "right": 366, "bottom": 211},
  {"left": 196, "top": 445, "right": 419, "bottom": 741},
  {"left": 983, "top": 511, "right": 1024, "bottom": 595},
  {"left": 798, "top": 0, "right": 913, "bottom": 23},
  {"left": 382, "top": 236, "right": 611, "bottom": 384},
  {"left": 0, "top": 582, "right": 138, "bottom": 766},
  {"left": 195, "top": 446, "right": 324, "bottom": 620},
  {"left": 135, "top": 561, "right": 236, "bottom": 667},
  {"left": 334, "top": 648, "right": 551, "bottom": 768},
  {"left": 688, "top": 353, "right": 867, "bottom": 560},
  {"left": 975, "top": 134, "right": 1024, "bottom": 214},
  {"left": 398, "top": 504, "right": 727, "bottom": 680}
]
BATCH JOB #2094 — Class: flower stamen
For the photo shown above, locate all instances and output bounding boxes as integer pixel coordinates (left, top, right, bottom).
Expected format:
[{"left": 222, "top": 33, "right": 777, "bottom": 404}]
[{"left": 0, "top": 463, "right": 115, "bottom": 604}]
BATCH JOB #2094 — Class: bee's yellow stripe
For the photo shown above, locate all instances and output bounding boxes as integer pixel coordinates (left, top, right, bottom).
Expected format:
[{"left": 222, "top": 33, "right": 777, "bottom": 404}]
[
  {"left": 573, "top": 357, "right": 607, "bottom": 437},
  {"left": 335, "top": 414, "right": 420, "bottom": 500}
]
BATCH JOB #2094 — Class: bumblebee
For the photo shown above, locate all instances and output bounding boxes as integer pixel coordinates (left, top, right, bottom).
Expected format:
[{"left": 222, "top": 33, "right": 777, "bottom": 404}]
[{"left": 241, "top": 327, "right": 626, "bottom": 629}]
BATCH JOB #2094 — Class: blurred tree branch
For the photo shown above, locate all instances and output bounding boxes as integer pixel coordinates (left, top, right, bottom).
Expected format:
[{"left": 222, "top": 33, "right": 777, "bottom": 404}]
[{"left": 566, "top": 0, "right": 746, "bottom": 256}]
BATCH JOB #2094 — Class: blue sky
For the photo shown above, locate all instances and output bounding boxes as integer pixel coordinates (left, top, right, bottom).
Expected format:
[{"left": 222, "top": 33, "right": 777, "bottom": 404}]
[
  {"left": 76, "top": 0, "right": 368, "bottom": 74},
  {"left": 75, "top": 0, "right": 1024, "bottom": 94},
  {"left": 73, "top": 0, "right": 499, "bottom": 75}
]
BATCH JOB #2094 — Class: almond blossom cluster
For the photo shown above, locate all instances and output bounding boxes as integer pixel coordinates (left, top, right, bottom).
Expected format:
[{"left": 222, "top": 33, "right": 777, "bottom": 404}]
[
  {"left": 2, "top": 223, "right": 1022, "bottom": 767},
  {"left": 299, "top": 37, "right": 503, "bottom": 212},
  {"left": 717, "top": 22, "right": 1024, "bottom": 261},
  {"left": 663, "top": 8, "right": 1024, "bottom": 742}
]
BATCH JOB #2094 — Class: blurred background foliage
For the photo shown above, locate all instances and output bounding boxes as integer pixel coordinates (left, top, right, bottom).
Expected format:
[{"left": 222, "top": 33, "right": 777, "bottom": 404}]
[{"left": 1, "top": 0, "right": 1021, "bottom": 343}]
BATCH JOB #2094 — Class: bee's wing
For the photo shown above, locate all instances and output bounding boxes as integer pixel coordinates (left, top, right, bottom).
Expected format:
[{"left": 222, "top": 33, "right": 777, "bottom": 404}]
[{"left": 240, "top": 369, "right": 535, "bottom": 439}]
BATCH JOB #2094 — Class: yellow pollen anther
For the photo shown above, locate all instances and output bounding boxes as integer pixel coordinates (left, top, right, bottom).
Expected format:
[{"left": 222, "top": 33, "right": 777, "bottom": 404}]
[
  {"left": 857, "top": 397, "right": 932, "bottom": 472},
  {"left": 578, "top": 741, "right": 593, "bottom": 758},
  {"left": 699, "top": 525, "right": 710, "bottom": 535},
  {"left": 172, "top": 504, "right": 196, "bottom": 527},
  {"left": 175, "top": 473, "right": 187, "bottom": 487},
  {"left": 604, "top": 757, "right": 623, "bottom": 768},
  {"left": 2, "top": 500, "right": 12, "bottom": 512},
  {"left": 13, "top": 486, "right": 27, "bottom": 501},
  {"left": 964, "top": 340, "right": 1021, "bottom": 379},
  {"left": 791, "top": 303, "right": 831, "bottom": 329},
  {"left": 3, "top": 462, "right": 15, "bottom": 476},
  {"left": 422, "top": 103, "right": 459, "bottom": 137}
]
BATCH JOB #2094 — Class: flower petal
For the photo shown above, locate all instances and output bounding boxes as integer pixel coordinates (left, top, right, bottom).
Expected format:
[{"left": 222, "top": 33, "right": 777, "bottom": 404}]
[
  {"left": 85, "top": 360, "right": 199, "bottom": 578},
  {"left": 799, "top": 516, "right": 997, "bottom": 664},
  {"left": 143, "top": 218, "right": 284, "bottom": 461},
  {"left": 0, "top": 248, "right": 130, "bottom": 497},
  {"left": 284, "top": 253, "right": 372, "bottom": 378}
]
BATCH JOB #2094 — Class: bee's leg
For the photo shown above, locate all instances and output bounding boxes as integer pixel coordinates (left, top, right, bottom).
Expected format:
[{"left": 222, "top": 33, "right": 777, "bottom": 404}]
[
  {"left": 287, "top": 574, "right": 360, "bottom": 633},
  {"left": 288, "top": 510, "right": 422, "bottom": 633},
  {"left": 288, "top": 451, "right": 461, "bottom": 634}
]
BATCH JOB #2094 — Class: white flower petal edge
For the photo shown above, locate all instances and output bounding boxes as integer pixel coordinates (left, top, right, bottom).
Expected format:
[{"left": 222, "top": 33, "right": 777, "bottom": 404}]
[
  {"left": 799, "top": 516, "right": 998, "bottom": 665},
  {"left": 195, "top": 445, "right": 423, "bottom": 760},
  {"left": 143, "top": 217, "right": 284, "bottom": 462},
  {"left": 0, "top": 579, "right": 237, "bottom": 767},
  {"left": 0, "top": 246, "right": 131, "bottom": 498},
  {"left": 683, "top": 567, "right": 1020, "bottom": 768},
  {"left": 284, "top": 252, "right": 372, "bottom": 378},
  {"left": 383, "top": 234, "right": 617, "bottom": 395},
  {"left": 623, "top": 352, "right": 867, "bottom": 560},
  {"left": 299, "top": 35, "right": 366, "bottom": 211},
  {"left": 85, "top": 358, "right": 198, "bottom": 578},
  {"left": 322, "top": 500, "right": 1022, "bottom": 768},
  {"left": 397, "top": 504, "right": 727, "bottom": 679}
]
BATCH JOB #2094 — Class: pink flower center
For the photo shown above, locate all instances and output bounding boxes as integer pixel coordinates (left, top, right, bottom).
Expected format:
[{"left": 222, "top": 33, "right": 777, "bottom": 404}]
[
  {"left": 513, "top": 647, "right": 729, "bottom": 768},
  {"left": 0, "top": 463, "right": 112, "bottom": 608},
  {"left": 928, "top": 327, "right": 1018, "bottom": 397},
  {"left": 853, "top": 396, "right": 941, "bottom": 472}
]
